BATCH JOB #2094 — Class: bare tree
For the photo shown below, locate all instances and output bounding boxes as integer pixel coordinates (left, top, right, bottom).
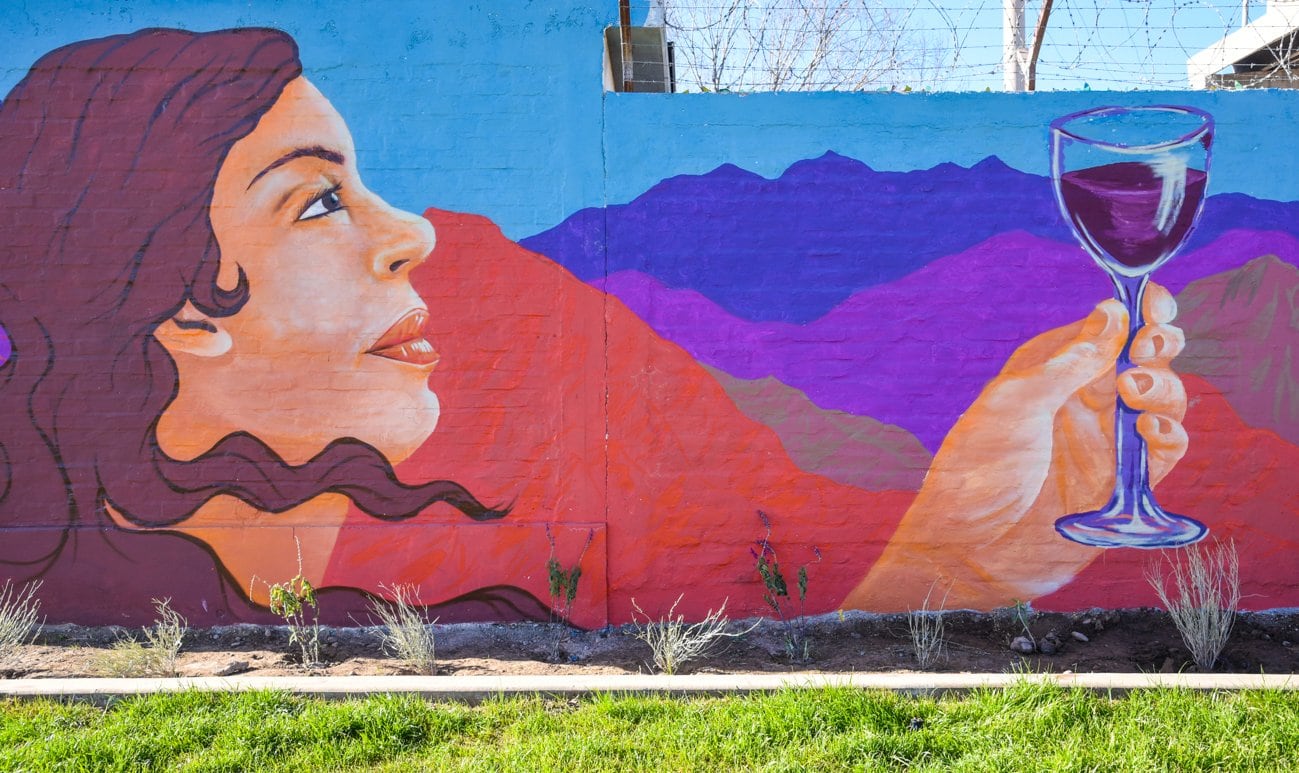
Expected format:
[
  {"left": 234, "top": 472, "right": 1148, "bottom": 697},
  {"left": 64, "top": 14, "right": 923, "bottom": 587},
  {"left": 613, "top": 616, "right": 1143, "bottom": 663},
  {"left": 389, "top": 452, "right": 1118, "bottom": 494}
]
[{"left": 660, "top": 0, "right": 948, "bottom": 92}]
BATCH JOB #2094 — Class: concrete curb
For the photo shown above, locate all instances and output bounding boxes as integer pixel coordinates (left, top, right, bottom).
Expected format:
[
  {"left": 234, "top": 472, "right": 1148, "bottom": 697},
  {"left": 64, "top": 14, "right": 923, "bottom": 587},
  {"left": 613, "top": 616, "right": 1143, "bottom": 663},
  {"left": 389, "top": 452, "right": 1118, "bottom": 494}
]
[{"left": 1, "top": 672, "right": 1296, "bottom": 703}]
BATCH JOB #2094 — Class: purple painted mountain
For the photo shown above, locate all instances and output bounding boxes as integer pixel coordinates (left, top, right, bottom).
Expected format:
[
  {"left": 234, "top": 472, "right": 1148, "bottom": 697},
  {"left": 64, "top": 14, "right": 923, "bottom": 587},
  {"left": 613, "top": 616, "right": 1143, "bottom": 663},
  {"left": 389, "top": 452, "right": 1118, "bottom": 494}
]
[
  {"left": 595, "top": 229, "right": 1299, "bottom": 451},
  {"left": 521, "top": 153, "right": 1299, "bottom": 325}
]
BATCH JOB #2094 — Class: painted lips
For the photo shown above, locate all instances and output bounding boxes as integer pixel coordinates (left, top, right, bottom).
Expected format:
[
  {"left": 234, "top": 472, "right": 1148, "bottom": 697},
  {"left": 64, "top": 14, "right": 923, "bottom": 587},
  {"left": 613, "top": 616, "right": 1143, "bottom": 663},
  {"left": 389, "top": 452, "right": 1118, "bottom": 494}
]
[{"left": 367, "top": 309, "right": 439, "bottom": 367}]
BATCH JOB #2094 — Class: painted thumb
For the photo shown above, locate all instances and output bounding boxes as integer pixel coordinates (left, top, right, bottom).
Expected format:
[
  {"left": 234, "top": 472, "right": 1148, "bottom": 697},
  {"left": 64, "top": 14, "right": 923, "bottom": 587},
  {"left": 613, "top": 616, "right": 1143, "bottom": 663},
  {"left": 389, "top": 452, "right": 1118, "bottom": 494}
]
[{"left": 1026, "top": 299, "right": 1128, "bottom": 405}]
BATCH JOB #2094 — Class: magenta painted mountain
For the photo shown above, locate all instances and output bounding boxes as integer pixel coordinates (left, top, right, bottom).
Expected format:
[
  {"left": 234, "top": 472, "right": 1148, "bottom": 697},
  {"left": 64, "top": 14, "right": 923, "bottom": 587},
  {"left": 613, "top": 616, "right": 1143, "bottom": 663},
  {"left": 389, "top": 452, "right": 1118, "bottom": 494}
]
[
  {"left": 522, "top": 152, "right": 1299, "bottom": 324},
  {"left": 595, "top": 230, "right": 1299, "bottom": 450}
]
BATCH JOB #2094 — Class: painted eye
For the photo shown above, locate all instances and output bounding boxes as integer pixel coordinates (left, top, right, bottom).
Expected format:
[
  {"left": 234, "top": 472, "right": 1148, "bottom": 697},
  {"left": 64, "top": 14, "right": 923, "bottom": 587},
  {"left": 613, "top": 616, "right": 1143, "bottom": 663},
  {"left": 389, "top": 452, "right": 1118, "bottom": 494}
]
[{"left": 298, "top": 186, "right": 344, "bottom": 221}]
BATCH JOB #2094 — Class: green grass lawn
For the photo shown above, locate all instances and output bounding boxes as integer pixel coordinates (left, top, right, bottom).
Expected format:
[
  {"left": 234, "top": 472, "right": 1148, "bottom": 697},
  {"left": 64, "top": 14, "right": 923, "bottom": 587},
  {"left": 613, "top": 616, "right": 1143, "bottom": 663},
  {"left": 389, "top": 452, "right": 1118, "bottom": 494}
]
[{"left": 2, "top": 683, "right": 1297, "bottom": 771}]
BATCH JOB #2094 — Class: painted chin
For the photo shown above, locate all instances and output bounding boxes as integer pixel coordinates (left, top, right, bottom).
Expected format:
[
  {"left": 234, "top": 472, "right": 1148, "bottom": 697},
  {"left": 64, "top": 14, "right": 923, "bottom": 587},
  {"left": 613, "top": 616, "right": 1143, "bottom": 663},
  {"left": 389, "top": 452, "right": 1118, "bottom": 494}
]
[
  {"left": 367, "top": 309, "right": 439, "bottom": 369},
  {"left": 374, "top": 391, "right": 440, "bottom": 463}
]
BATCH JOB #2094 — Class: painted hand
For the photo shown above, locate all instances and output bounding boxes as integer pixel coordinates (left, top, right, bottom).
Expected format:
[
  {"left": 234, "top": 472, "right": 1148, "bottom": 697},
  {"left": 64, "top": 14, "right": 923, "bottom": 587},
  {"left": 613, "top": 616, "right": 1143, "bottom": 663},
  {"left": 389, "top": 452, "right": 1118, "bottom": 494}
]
[{"left": 844, "top": 283, "right": 1188, "bottom": 611}]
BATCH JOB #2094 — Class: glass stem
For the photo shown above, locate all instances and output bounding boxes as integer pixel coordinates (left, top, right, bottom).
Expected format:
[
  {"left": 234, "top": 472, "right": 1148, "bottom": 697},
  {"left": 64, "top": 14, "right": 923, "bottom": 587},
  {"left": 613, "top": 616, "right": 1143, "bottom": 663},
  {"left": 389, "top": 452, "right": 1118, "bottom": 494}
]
[{"left": 1109, "top": 272, "right": 1151, "bottom": 514}]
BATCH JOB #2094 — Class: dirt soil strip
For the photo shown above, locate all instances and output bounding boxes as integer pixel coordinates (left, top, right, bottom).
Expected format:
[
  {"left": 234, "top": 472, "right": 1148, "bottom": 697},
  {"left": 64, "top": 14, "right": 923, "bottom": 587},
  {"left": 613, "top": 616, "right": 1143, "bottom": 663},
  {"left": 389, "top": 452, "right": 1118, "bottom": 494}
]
[
  {"left": 2, "top": 672, "right": 1297, "bottom": 704},
  {"left": 6, "top": 610, "right": 1296, "bottom": 687}
]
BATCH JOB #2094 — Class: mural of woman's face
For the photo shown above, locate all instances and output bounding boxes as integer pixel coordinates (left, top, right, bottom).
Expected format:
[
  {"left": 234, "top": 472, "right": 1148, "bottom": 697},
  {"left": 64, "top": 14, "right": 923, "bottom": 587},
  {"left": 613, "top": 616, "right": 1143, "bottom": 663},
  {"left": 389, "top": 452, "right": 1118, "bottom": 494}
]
[{"left": 155, "top": 77, "right": 439, "bottom": 465}]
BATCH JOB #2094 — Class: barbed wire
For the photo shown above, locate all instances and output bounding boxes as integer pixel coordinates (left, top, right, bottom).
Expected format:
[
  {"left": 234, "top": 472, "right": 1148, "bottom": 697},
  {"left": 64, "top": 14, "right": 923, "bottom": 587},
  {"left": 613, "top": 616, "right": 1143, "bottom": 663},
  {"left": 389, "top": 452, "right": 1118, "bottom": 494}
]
[{"left": 649, "top": 0, "right": 1294, "bottom": 91}]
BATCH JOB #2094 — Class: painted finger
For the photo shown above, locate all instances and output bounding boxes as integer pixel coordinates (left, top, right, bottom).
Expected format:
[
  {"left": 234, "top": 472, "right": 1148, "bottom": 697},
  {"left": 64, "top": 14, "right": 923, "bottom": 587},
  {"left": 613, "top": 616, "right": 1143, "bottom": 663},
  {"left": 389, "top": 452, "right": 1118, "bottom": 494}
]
[
  {"left": 1138, "top": 413, "right": 1188, "bottom": 485},
  {"left": 1142, "top": 282, "right": 1177, "bottom": 325},
  {"left": 1118, "top": 366, "right": 1187, "bottom": 421},
  {"left": 1129, "top": 323, "right": 1185, "bottom": 365}
]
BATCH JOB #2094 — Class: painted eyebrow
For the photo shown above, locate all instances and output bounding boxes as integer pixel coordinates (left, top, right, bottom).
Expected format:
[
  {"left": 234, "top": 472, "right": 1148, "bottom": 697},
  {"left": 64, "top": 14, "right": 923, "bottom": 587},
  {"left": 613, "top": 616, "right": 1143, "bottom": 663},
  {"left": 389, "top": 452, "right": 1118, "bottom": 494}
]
[{"left": 245, "top": 146, "right": 346, "bottom": 191}]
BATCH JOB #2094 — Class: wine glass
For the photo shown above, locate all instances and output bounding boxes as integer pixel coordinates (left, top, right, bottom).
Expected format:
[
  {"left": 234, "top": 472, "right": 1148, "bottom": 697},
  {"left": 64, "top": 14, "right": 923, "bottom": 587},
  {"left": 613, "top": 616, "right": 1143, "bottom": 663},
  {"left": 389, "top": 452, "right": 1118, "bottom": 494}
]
[{"left": 1049, "top": 105, "right": 1212, "bottom": 548}]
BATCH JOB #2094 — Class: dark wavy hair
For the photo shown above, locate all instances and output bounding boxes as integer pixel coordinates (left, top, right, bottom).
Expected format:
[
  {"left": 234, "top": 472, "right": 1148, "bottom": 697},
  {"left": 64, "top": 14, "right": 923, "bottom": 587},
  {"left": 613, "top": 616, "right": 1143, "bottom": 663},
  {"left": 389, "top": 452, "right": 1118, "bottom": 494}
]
[{"left": 0, "top": 29, "right": 506, "bottom": 601}]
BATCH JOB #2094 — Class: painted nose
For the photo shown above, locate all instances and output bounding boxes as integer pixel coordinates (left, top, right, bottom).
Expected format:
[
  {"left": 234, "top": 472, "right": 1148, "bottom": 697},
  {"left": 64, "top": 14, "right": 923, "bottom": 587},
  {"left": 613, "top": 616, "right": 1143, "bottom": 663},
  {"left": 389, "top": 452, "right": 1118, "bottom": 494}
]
[{"left": 370, "top": 202, "right": 436, "bottom": 278}]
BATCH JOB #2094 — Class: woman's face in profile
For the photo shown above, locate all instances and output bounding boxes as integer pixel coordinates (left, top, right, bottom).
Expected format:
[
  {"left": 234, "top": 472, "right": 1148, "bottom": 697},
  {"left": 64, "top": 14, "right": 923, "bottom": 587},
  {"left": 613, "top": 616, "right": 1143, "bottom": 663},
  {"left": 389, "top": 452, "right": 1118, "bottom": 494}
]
[{"left": 156, "top": 77, "right": 440, "bottom": 465}]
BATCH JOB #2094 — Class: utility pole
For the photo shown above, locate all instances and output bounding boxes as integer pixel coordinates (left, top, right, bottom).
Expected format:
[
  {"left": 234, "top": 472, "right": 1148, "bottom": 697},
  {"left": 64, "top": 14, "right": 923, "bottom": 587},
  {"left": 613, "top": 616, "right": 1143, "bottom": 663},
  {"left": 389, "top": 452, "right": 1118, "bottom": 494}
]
[{"left": 1003, "top": 0, "right": 1027, "bottom": 91}]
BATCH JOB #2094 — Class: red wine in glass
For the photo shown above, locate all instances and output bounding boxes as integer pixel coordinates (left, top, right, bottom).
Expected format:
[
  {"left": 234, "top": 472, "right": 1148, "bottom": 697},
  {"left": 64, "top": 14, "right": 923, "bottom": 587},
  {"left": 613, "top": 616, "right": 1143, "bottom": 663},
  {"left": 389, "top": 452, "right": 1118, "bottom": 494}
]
[
  {"left": 1059, "top": 162, "right": 1207, "bottom": 272},
  {"left": 1050, "top": 106, "right": 1212, "bottom": 549}
]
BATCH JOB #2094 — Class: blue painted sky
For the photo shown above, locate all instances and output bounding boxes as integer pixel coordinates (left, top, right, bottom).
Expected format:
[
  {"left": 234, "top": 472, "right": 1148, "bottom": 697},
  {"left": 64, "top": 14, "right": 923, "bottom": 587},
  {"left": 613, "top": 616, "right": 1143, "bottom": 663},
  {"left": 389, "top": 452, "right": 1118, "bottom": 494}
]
[
  {"left": 3, "top": 1, "right": 1296, "bottom": 238},
  {"left": 0, "top": 1, "right": 610, "bottom": 239},
  {"left": 603, "top": 89, "right": 1299, "bottom": 208}
]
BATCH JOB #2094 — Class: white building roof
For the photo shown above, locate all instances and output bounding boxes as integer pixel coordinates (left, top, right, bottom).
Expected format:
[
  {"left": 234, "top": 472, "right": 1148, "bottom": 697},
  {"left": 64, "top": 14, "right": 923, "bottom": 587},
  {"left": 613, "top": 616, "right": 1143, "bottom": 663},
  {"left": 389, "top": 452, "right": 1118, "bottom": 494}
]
[{"left": 1187, "top": 0, "right": 1299, "bottom": 87}]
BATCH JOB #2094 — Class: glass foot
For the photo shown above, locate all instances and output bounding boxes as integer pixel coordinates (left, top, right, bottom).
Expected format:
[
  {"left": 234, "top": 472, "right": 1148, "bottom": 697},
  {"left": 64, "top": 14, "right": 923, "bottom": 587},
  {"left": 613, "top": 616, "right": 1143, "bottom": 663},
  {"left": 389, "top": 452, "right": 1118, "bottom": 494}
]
[{"left": 1055, "top": 494, "right": 1208, "bottom": 549}]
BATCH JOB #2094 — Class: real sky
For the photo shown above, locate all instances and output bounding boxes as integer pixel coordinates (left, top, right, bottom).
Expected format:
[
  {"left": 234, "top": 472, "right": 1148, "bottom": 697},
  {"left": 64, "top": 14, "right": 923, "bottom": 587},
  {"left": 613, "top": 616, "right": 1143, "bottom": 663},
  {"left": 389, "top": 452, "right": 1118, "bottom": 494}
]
[
  {"left": 915, "top": 0, "right": 1260, "bottom": 91},
  {"left": 636, "top": 0, "right": 1260, "bottom": 91}
]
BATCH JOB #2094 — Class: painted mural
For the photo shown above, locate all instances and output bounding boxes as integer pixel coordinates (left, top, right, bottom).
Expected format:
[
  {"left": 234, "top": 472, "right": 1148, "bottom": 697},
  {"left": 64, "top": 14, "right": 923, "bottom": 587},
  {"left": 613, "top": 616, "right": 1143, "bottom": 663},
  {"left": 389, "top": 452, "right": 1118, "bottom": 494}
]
[{"left": 1, "top": 8, "right": 1297, "bottom": 628}]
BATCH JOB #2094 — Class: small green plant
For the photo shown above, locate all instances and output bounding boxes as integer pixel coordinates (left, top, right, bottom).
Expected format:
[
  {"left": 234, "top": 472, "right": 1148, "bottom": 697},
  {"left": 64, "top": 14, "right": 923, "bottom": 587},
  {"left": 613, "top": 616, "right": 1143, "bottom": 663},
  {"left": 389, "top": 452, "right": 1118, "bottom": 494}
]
[
  {"left": 1011, "top": 598, "right": 1037, "bottom": 648},
  {"left": 545, "top": 526, "right": 595, "bottom": 624},
  {"left": 0, "top": 579, "right": 43, "bottom": 663},
  {"left": 368, "top": 584, "right": 437, "bottom": 674},
  {"left": 630, "top": 595, "right": 756, "bottom": 675},
  {"left": 94, "top": 598, "right": 187, "bottom": 677},
  {"left": 751, "top": 510, "right": 821, "bottom": 661},
  {"left": 252, "top": 539, "right": 322, "bottom": 668},
  {"left": 268, "top": 574, "right": 320, "bottom": 668},
  {"left": 1146, "top": 539, "right": 1240, "bottom": 672},
  {"left": 544, "top": 526, "right": 595, "bottom": 662},
  {"left": 908, "top": 580, "right": 951, "bottom": 669}
]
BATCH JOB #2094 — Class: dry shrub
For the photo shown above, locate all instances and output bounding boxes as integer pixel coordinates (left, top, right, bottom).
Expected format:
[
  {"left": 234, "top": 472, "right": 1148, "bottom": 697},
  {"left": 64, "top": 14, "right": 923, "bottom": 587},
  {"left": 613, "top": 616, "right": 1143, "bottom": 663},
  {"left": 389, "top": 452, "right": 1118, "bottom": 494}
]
[
  {"left": 368, "top": 584, "right": 438, "bottom": 674},
  {"left": 0, "top": 579, "right": 42, "bottom": 661},
  {"left": 94, "top": 598, "right": 187, "bottom": 677},
  {"left": 1146, "top": 540, "right": 1240, "bottom": 672},
  {"left": 630, "top": 595, "right": 755, "bottom": 675},
  {"left": 908, "top": 581, "right": 950, "bottom": 669}
]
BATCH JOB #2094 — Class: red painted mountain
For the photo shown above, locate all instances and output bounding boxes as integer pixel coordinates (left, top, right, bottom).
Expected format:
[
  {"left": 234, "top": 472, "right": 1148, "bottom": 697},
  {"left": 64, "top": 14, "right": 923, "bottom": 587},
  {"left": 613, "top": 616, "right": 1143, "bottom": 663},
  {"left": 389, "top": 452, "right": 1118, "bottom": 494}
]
[
  {"left": 595, "top": 229, "right": 1299, "bottom": 450},
  {"left": 1040, "top": 373, "right": 1299, "bottom": 611},
  {"left": 1175, "top": 255, "right": 1299, "bottom": 446},
  {"left": 324, "top": 209, "right": 916, "bottom": 626}
]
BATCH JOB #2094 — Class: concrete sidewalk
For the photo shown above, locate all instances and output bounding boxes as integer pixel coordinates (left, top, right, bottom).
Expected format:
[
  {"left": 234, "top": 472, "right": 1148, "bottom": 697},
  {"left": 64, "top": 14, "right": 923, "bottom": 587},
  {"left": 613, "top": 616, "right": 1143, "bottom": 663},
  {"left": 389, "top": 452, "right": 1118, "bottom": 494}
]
[{"left": 1, "top": 672, "right": 1295, "bottom": 702}]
